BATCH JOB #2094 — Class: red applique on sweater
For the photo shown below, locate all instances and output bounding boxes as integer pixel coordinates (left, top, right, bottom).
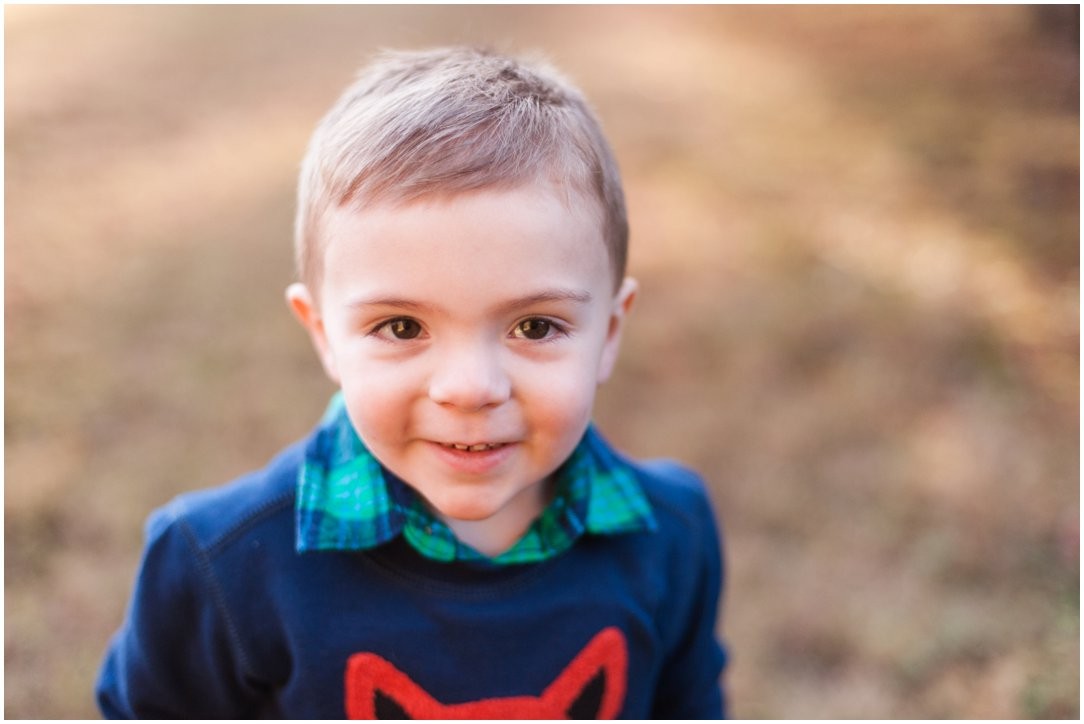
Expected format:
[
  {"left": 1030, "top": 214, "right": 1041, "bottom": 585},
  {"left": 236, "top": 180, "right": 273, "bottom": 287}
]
[{"left": 344, "top": 627, "right": 627, "bottom": 719}]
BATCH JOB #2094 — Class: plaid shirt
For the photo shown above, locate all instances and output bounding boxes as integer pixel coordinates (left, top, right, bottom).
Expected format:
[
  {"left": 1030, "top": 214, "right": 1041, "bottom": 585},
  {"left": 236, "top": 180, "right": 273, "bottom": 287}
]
[{"left": 296, "top": 393, "right": 656, "bottom": 564}]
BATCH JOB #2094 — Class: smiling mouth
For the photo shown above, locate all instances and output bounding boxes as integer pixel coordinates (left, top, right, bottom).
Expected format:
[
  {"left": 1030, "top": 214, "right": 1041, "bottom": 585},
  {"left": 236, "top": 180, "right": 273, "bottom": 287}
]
[{"left": 440, "top": 442, "right": 509, "bottom": 452}]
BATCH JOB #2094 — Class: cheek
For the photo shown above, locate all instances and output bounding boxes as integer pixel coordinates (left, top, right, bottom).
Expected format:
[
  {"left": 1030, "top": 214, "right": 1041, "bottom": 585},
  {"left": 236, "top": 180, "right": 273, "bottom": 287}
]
[
  {"left": 337, "top": 360, "right": 419, "bottom": 441},
  {"left": 516, "top": 359, "right": 600, "bottom": 436}
]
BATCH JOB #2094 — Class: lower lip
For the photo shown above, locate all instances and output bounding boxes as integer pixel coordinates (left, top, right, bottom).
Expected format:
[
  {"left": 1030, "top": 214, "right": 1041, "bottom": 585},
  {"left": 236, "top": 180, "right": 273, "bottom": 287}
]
[{"left": 426, "top": 441, "right": 517, "bottom": 475}]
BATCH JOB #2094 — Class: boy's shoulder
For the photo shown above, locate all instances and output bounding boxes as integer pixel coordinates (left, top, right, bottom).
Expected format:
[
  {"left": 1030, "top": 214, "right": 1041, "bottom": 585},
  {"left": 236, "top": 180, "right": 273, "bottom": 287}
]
[
  {"left": 618, "top": 447, "right": 720, "bottom": 535},
  {"left": 146, "top": 437, "right": 306, "bottom": 553}
]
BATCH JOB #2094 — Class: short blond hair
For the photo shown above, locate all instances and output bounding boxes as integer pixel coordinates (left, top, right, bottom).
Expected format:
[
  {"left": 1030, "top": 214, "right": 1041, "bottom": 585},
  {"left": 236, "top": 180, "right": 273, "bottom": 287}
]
[{"left": 294, "top": 47, "right": 628, "bottom": 291}]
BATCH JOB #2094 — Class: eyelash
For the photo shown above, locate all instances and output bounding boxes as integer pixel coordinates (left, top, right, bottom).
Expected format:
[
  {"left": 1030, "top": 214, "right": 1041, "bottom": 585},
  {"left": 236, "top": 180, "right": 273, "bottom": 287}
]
[
  {"left": 367, "top": 316, "right": 569, "bottom": 343},
  {"left": 369, "top": 317, "right": 424, "bottom": 341},
  {"left": 511, "top": 317, "right": 568, "bottom": 342}
]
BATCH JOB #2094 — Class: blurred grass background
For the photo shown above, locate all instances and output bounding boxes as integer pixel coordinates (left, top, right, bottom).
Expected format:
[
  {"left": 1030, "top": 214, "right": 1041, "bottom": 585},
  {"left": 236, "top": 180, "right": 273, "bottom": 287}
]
[{"left": 5, "top": 5, "right": 1079, "bottom": 718}]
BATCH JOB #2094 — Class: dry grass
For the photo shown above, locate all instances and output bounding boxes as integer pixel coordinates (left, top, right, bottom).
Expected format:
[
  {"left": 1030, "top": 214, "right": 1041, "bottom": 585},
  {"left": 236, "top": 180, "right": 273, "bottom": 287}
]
[{"left": 5, "top": 5, "right": 1078, "bottom": 718}]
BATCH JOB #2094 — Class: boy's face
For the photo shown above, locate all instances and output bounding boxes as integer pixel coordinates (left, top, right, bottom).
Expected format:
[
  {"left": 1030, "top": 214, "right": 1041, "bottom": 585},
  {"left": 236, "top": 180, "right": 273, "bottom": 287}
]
[{"left": 288, "top": 182, "right": 636, "bottom": 552}]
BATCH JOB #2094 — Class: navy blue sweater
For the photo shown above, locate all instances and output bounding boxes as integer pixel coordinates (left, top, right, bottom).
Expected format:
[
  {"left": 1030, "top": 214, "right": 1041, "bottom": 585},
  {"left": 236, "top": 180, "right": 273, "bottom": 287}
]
[{"left": 97, "top": 429, "right": 727, "bottom": 718}]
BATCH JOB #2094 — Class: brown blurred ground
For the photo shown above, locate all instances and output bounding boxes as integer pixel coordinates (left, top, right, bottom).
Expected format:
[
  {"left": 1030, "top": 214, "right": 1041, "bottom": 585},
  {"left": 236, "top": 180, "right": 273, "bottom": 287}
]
[{"left": 5, "top": 5, "right": 1078, "bottom": 718}]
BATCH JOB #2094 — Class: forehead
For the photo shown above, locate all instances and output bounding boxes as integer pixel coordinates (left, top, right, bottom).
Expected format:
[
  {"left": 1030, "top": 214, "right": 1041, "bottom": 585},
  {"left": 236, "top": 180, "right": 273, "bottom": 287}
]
[{"left": 318, "top": 183, "right": 613, "bottom": 307}]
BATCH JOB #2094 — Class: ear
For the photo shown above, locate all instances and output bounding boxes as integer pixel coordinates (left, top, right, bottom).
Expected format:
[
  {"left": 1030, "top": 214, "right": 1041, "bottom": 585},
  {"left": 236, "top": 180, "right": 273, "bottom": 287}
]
[
  {"left": 596, "top": 277, "right": 638, "bottom": 385},
  {"left": 345, "top": 653, "right": 438, "bottom": 719},
  {"left": 541, "top": 626, "right": 627, "bottom": 719},
  {"left": 285, "top": 282, "right": 340, "bottom": 384}
]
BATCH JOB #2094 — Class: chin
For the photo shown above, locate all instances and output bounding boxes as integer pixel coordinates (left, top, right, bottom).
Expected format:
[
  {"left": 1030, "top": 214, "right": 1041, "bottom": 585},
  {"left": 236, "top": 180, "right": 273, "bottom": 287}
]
[{"left": 431, "top": 497, "right": 502, "bottom": 523}]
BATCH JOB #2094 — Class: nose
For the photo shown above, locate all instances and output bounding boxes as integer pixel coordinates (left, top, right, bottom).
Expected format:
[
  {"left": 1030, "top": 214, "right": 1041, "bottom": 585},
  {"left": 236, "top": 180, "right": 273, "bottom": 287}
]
[{"left": 427, "top": 341, "right": 512, "bottom": 411}]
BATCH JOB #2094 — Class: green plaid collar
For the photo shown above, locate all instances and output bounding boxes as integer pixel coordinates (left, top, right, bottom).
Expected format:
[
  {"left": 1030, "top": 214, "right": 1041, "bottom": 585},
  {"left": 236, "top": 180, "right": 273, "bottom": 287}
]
[{"left": 296, "top": 393, "right": 655, "bottom": 564}]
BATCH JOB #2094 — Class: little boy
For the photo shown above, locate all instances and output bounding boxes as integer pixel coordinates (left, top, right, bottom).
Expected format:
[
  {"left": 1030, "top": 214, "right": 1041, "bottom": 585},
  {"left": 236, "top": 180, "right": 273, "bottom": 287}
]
[{"left": 97, "top": 47, "right": 727, "bottom": 719}]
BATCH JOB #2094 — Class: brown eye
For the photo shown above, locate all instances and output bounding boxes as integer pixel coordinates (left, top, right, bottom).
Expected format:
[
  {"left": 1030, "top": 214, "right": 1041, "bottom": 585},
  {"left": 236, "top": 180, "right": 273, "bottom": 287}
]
[
  {"left": 515, "top": 318, "right": 552, "bottom": 340},
  {"left": 388, "top": 318, "right": 422, "bottom": 339}
]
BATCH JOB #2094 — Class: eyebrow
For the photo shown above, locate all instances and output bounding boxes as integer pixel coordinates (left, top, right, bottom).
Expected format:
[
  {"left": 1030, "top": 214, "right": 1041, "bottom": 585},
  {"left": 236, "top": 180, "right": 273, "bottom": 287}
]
[
  {"left": 346, "top": 288, "right": 593, "bottom": 314},
  {"left": 346, "top": 296, "right": 432, "bottom": 313},
  {"left": 497, "top": 289, "right": 593, "bottom": 312}
]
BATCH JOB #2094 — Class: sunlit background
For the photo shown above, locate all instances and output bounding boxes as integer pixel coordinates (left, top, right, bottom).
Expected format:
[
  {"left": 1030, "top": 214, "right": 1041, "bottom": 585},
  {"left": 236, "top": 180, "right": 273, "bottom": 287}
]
[{"left": 6, "top": 5, "right": 1079, "bottom": 718}]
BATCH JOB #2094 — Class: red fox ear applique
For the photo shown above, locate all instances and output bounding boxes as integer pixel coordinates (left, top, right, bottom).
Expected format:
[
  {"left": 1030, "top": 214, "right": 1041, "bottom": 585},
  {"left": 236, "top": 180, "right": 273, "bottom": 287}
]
[
  {"left": 537, "top": 627, "right": 627, "bottom": 719},
  {"left": 344, "top": 626, "right": 628, "bottom": 719}
]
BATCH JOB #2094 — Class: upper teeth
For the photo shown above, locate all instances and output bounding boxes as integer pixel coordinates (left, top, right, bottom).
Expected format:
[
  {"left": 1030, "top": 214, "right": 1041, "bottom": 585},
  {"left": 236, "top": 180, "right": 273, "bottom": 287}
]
[{"left": 448, "top": 443, "right": 501, "bottom": 452}]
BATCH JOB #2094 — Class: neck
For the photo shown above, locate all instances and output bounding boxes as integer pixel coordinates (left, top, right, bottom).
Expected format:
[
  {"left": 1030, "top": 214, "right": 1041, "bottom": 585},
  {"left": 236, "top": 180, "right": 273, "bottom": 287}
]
[{"left": 441, "top": 479, "right": 554, "bottom": 558}]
